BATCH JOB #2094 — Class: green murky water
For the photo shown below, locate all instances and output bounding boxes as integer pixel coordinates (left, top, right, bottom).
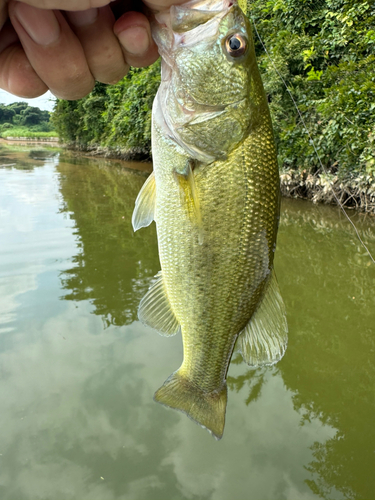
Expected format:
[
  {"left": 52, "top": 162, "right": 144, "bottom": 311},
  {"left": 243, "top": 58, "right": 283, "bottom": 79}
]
[{"left": 0, "top": 145, "right": 374, "bottom": 500}]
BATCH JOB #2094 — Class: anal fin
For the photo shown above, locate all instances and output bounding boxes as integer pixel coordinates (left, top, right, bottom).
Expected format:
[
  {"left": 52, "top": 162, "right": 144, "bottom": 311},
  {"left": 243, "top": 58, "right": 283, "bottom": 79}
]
[
  {"left": 132, "top": 171, "right": 156, "bottom": 232},
  {"left": 235, "top": 270, "right": 288, "bottom": 367},
  {"left": 138, "top": 271, "right": 180, "bottom": 337}
]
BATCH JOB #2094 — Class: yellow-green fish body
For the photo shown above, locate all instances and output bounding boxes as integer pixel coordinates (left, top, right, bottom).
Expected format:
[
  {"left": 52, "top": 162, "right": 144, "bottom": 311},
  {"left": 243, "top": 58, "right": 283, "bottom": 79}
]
[{"left": 133, "top": 0, "right": 287, "bottom": 439}]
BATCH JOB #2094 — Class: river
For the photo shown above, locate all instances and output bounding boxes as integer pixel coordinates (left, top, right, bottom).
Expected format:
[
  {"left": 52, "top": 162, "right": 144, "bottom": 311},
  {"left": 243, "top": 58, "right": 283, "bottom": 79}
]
[{"left": 0, "top": 144, "right": 374, "bottom": 500}]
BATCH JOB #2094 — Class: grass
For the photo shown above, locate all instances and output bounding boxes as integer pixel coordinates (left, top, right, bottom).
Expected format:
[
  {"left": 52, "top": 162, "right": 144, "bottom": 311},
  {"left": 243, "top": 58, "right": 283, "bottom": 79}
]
[{"left": 0, "top": 126, "right": 58, "bottom": 139}]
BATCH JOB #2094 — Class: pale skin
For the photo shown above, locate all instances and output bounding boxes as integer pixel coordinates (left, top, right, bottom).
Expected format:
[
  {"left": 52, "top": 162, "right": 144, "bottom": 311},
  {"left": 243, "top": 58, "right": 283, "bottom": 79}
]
[{"left": 0, "top": 0, "right": 185, "bottom": 100}]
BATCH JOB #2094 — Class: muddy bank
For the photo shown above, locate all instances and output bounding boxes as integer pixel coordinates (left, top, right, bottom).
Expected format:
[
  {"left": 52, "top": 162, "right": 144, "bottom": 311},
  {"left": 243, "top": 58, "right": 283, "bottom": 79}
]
[
  {"left": 65, "top": 143, "right": 151, "bottom": 162},
  {"left": 281, "top": 170, "right": 375, "bottom": 214},
  {"left": 3, "top": 137, "right": 59, "bottom": 142}
]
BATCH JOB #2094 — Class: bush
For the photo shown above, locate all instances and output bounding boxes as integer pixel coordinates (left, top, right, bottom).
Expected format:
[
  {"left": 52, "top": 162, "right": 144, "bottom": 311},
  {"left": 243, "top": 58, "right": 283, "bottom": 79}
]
[
  {"left": 250, "top": 0, "right": 375, "bottom": 178},
  {"left": 52, "top": 0, "right": 374, "bottom": 178},
  {"left": 52, "top": 61, "right": 161, "bottom": 154}
]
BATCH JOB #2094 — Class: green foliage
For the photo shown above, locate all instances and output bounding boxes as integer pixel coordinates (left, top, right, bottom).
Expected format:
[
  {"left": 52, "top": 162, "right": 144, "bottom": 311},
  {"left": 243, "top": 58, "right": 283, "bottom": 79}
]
[
  {"left": 6, "top": 101, "right": 28, "bottom": 113},
  {"left": 0, "top": 106, "right": 15, "bottom": 123},
  {"left": 52, "top": 61, "right": 161, "bottom": 155},
  {"left": 105, "top": 62, "right": 161, "bottom": 151},
  {"left": 0, "top": 102, "right": 54, "bottom": 137},
  {"left": 0, "top": 126, "right": 57, "bottom": 138},
  {"left": 250, "top": 0, "right": 375, "bottom": 177},
  {"left": 52, "top": 1, "right": 374, "bottom": 177},
  {"left": 21, "top": 106, "right": 50, "bottom": 126}
]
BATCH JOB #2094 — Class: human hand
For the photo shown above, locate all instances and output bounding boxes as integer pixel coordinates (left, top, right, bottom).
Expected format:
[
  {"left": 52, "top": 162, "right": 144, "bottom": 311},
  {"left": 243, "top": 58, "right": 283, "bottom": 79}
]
[{"left": 0, "top": 0, "right": 163, "bottom": 100}]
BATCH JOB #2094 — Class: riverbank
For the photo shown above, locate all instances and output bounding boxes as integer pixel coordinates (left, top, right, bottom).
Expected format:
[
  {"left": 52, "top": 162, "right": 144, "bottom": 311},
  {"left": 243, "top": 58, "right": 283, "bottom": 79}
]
[
  {"left": 65, "top": 143, "right": 150, "bottom": 162},
  {"left": 64, "top": 142, "right": 375, "bottom": 215},
  {"left": 3, "top": 137, "right": 59, "bottom": 142},
  {"left": 281, "top": 170, "right": 375, "bottom": 214}
]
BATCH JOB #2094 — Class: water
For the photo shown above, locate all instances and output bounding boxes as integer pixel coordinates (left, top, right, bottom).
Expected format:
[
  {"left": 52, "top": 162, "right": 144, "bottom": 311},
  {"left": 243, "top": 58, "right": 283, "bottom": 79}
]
[{"left": 0, "top": 144, "right": 374, "bottom": 500}]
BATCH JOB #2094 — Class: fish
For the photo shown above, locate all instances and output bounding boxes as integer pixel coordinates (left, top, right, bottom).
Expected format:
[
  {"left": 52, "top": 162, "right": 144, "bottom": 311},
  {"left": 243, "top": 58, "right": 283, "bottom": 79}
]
[{"left": 132, "top": 0, "right": 288, "bottom": 439}]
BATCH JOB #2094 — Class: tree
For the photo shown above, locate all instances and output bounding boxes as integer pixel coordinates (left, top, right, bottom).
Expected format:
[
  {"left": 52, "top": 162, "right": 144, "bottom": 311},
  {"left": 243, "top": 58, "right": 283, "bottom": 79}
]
[{"left": 0, "top": 104, "right": 15, "bottom": 124}]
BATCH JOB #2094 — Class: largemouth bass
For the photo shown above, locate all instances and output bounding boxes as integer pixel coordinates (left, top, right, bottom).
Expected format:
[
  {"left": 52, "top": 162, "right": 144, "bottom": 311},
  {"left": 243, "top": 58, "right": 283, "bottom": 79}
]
[{"left": 132, "top": 0, "right": 288, "bottom": 439}]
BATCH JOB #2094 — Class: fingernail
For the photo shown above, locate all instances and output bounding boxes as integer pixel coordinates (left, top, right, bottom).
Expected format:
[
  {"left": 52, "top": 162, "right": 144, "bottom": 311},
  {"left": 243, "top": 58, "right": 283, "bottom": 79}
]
[
  {"left": 117, "top": 26, "right": 150, "bottom": 56},
  {"left": 14, "top": 2, "right": 60, "bottom": 46},
  {"left": 67, "top": 8, "right": 98, "bottom": 27}
]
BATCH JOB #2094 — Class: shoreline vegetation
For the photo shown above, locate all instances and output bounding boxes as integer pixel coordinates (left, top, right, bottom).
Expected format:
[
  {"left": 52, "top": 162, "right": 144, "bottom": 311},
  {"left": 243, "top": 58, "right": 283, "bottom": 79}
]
[
  {"left": 49, "top": 0, "right": 374, "bottom": 214},
  {"left": 0, "top": 102, "right": 57, "bottom": 141},
  {"left": 58, "top": 142, "right": 375, "bottom": 214}
]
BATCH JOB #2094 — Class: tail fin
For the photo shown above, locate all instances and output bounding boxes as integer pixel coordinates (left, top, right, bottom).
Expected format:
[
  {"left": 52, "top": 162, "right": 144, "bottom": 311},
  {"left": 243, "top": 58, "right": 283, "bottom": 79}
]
[{"left": 154, "top": 371, "right": 227, "bottom": 440}]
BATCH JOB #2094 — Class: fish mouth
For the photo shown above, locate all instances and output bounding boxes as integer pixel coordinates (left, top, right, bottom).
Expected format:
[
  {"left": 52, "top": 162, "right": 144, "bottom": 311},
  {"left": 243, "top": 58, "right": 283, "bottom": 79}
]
[
  {"left": 152, "top": 0, "right": 238, "bottom": 65},
  {"left": 152, "top": 0, "right": 247, "bottom": 162}
]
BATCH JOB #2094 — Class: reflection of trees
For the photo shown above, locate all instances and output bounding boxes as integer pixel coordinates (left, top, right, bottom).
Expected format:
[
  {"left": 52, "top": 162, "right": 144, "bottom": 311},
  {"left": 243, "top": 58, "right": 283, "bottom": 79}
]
[
  {"left": 227, "top": 355, "right": 267, "bottom": 406},
  {"left": 0, "top": 145, "right": 59, "bottom": 170},
  {"left": 57, "top": 156, "right": 160, "bottom": 327},
  {"left": 279, "top": 199, "right": 375, "bottom": 499},
  {"left": 228, "top": 199, "right": 375, "bottom": 499},
  {"left": 57, "top": 159, "right": 375, "bottom": 498}
]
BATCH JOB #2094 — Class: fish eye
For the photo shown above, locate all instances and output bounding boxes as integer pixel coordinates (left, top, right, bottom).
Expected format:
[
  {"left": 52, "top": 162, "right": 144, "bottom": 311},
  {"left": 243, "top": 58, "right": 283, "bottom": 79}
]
[{"left": 225, "top": 34, "right": 247, "bottom": 57}]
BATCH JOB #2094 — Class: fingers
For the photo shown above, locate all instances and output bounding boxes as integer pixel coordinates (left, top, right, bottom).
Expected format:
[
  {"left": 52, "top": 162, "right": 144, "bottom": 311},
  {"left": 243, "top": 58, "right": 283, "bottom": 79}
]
[
  {"left": 66, "top": 6, "right": 128, "bottom": 85},
  {"left": 0, "top": 20, "right": 48, "bottom": 97},
  {"left": 1, "top": 1, "right": 160, "bottom": 100},
  {"left": 9, "top": 1, "right": 95, "bottom": 99},
  {"left": 114, "top": 11, "right": 159, "bottom": 68},
  {"left": 12, "top": 0, "right": 114, "bottom": 10}
]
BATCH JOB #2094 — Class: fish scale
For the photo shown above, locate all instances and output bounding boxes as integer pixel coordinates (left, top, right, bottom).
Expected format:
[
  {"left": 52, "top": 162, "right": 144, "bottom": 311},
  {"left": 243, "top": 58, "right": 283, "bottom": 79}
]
[{"left": 132, "top": 0, "right": 288, "bottom": 439}]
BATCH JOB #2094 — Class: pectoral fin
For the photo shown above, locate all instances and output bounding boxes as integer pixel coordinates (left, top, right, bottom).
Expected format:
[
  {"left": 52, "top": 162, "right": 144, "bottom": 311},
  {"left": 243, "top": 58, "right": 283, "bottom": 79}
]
[
  {"left": 175, "top": 160, "right": 203, "bottom": 244},
  {"left": 132, "top": 171, "right": 156, "bottom": 232},
  {"left": 138, "top": 272, "right": 181, "bottom": 337},
  {"left": 235, "top": 270, "right": 288, "bottom": 367}
]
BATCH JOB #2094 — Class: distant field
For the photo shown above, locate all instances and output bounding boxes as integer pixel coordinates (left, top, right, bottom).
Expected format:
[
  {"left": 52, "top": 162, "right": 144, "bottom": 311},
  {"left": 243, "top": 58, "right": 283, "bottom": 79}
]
[{"left": 1, "top": 127, "right": 58, "bottom": 139}]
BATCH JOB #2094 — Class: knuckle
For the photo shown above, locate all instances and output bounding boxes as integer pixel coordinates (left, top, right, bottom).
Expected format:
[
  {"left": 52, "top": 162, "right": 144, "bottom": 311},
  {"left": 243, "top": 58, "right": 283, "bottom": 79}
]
[
  {"left": 96, "top": 66, "right": 129, "bottom": 85},
  {"left": 54, "top": 68, "right": 95, "bottom": 100}
]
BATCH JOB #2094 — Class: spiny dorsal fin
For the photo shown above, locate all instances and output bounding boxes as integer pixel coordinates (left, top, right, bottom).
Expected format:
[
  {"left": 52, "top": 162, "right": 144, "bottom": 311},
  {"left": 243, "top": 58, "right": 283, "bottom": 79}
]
[
  {"left": 132, "top": 171, "right": 156, "bottom": 232},
  {"left": 138, "top": 272, "right": 181, "bottom": 337},
  {"left": 235, "top": 270, "right": 288, "bottom": 367}
]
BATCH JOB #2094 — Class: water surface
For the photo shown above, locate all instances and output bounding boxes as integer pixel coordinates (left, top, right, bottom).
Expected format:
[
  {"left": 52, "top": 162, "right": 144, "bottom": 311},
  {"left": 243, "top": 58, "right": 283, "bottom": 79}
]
[{"left": 0, "top": 145, "right": 374, "bottom": 500}]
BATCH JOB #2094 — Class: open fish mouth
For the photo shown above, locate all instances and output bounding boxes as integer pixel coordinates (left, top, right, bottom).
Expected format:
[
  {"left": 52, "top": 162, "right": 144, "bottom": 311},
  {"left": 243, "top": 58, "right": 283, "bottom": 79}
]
[{"left": 151, "top": 0, "right": 237, "bottom": 66}]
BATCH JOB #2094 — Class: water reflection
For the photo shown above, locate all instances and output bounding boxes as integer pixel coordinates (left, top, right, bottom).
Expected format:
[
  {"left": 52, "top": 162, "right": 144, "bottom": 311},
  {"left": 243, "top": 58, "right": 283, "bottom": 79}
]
[
  {"left": 57, "top": 156, "right": 159, "bottom": 327},
  {"left": 276, "top": 199, "right": 375, "bottom": 500},
  {"left": 0, "top": 146, "right": 374, "bottom": 500}
]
